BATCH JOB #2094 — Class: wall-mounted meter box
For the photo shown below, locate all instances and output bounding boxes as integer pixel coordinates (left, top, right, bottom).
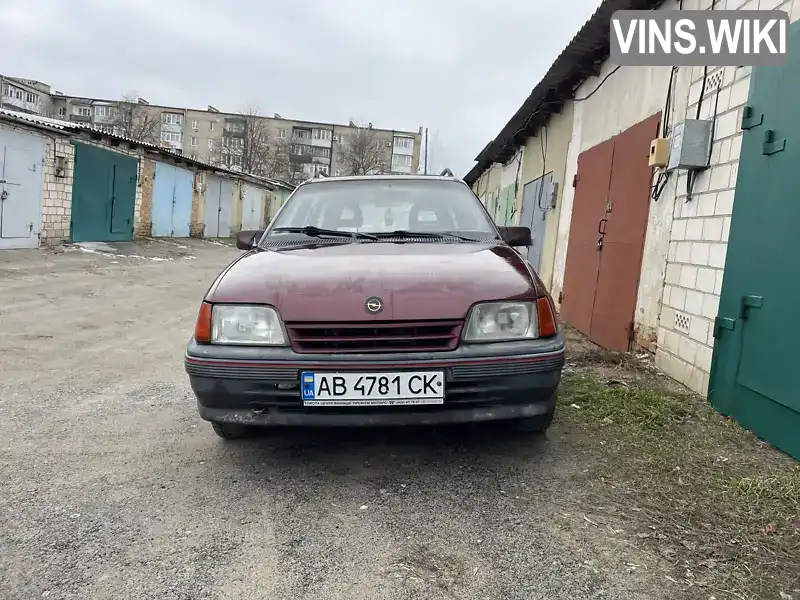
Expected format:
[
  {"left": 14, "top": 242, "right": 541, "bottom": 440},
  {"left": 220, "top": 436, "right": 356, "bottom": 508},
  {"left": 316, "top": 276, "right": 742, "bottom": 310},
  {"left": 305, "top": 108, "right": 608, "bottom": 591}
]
[{"left": 666, "top": 119, "right": 713, "bottom": 171}]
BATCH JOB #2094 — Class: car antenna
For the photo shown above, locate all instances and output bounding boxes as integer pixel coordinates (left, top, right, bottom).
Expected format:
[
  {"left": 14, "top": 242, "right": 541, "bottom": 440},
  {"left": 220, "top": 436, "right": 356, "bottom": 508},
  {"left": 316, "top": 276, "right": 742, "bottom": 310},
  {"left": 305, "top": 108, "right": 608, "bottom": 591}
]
[{"left": 440, "top": 168, "right": 454, "bottom": 177}]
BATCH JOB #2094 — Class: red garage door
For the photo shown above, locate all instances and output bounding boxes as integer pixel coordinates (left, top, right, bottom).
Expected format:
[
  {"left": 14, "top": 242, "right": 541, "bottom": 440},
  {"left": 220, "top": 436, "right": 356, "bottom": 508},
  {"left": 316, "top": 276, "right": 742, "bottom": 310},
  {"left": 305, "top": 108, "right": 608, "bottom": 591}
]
[{"left": 561, "top": 112, "right": 661, "bottom": 351}]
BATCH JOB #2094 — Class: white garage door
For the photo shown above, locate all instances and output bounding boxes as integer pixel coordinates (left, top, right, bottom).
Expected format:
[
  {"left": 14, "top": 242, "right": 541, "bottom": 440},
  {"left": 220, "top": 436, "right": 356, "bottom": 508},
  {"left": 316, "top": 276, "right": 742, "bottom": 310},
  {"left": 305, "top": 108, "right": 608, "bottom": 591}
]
[
  {"left": 241, "top": 183, "right": 264, "bottom": 230},
  {"left": 0, "top": 128, "right": 45, "bottom": 249}
]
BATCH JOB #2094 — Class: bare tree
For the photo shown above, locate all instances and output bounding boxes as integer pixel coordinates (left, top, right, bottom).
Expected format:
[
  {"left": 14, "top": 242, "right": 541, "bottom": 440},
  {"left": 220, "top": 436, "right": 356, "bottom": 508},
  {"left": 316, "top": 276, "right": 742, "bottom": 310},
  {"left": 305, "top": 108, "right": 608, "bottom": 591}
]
[
  {"left": 210, "top": 106, "right": 275, "bottom": 176},
  {"left": 111, "top": 93, "right": 160, "bottom": 144},
  {"left": 338, "top": 126, "right": 389, "bottom": 176},
  {"left": 264, "top": 137, "right": 298, "bottom": 183},
  {"left": 240, "top": 107, "right": 272, "bottom": 175}
]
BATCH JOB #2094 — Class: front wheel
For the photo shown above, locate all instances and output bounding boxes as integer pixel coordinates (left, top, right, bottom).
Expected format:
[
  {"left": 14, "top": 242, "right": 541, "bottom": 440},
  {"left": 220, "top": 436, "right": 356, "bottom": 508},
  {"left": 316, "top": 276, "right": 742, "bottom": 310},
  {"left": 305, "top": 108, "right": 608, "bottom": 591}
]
[
  {"left": 514, "top": 408, "right": 555, "bottom": 434},
  {"left": 211, "top": 422, "right": 253, "bottom": 440}
]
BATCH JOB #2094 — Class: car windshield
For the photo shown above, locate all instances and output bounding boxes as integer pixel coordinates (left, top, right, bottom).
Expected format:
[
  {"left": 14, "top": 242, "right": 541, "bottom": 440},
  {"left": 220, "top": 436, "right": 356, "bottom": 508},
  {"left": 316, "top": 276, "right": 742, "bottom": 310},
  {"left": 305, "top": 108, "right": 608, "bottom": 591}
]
[{"left": 267, "top": 179, "right": 498, "bottom": 238}]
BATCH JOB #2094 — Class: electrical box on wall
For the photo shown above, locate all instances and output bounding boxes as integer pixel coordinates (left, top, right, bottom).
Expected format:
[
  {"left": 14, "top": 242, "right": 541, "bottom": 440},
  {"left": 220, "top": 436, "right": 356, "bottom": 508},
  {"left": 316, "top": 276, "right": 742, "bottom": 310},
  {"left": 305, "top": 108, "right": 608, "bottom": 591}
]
[
  {"left": 666, "top": 119, "right": 713, "bottom": 171},
  {"left": 549, "top": 181, "right": 559, "bottom": 208},
  {"left": 648, "top": 138, "right": 670, "bottom": 167}
]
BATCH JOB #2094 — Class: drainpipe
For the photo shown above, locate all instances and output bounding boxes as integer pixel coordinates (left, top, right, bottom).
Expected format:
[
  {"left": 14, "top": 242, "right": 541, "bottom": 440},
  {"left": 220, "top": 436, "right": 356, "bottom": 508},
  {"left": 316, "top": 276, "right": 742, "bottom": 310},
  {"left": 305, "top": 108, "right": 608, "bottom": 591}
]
[
  {"left": 424, "top": 128, "right": 429, "bottom": 175},
  {"left": 330, "top": 125, "right": 336, "bottom": 175}
]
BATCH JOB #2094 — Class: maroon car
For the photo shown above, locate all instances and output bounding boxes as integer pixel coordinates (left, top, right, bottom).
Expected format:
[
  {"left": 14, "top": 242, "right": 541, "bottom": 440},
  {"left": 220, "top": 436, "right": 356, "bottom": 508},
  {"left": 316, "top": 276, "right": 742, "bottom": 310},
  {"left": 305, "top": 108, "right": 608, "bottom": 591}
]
[{"left": 185, "top": 174, "right": 564, "bottom": 439}]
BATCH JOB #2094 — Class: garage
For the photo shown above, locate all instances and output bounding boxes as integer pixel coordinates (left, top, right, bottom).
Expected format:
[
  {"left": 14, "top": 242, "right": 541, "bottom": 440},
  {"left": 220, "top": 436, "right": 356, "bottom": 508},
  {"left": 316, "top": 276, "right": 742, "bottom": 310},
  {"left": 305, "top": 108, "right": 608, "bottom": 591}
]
[
  {"left": 152, "top": 162, "right": 193, "bottom": 237},
  {"left": 204, "top": 175, "right": 234, "bottom": 238},
  {"left": 241, "top": 182, "right": 264, "bottom": 230},
  {"left": 0, "top": 128, "right": 44, "bottom": 250},
  {"left": 560, "top": 113, "right": 660, "bottom": 351},
  {"left": 519, "top": 173, "right": 554, "bottom": 273},
  {"left": 71, "top": 142, "right": 137, "bottom": 243}
]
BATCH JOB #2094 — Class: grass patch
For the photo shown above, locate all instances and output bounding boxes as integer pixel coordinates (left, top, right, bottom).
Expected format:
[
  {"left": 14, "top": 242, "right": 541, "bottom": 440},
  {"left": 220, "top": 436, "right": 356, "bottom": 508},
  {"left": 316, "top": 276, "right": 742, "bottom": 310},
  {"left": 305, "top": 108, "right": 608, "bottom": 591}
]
[
  {"left": 558, "top": 373, "right": 800, "bottom": 600},
  {"left": 563, "top": 375, "right": 693, "bottom": 432}
]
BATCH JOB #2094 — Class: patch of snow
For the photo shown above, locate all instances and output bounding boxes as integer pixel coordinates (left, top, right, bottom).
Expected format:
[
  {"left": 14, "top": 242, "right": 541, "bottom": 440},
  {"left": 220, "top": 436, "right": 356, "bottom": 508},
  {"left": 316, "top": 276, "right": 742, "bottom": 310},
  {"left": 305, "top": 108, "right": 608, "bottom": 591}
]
[
  {"left": 74, "top": 242, "right": 116, "bottom": 253},
  {"left": 64, "top": 245, "right": 185, "bottom": 262}
]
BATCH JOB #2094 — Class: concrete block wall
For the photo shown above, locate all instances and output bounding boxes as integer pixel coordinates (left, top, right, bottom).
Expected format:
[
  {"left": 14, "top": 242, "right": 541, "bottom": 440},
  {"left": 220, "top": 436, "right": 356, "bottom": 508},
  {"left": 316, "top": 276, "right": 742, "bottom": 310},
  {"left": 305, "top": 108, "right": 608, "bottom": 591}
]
[
  {"left": 41, "top": 139, "right": 75, "bottom": 246},
  {"left": 190, "top": 171, "right": 206, "bottom": 238},
  {"left": 655, "top": 0, "right": 799, "bottom": 395},
  {"left": 230, "top": 180, "right": 243, "bottom": 233}
]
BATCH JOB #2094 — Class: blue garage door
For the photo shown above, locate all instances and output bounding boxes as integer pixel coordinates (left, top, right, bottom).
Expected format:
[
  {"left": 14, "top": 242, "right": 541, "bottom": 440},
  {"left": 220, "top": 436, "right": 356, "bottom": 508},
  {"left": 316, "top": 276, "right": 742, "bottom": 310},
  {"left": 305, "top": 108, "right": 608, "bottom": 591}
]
[
  {"left": 241, "top": 183, "right": 264, "bottom": 230},
  {"left": 152, "top": 162, "right": 193, "bottom": 237},
  {"left": 204, "top": 175, "right": 234, "bottom": 238},
  {"left": 0, "top": 129, "right": 45, "bottom": 249}
]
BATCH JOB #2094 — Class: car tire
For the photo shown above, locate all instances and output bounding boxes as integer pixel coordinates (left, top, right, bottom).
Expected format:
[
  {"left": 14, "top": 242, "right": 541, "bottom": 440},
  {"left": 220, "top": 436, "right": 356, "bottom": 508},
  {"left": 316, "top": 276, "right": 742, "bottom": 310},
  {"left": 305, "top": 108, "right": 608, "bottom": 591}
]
[
  {"left": 514, "top": 409, "right": 555, "bottom": 434},
  {"left": 211, "top": 422, "right": 252, "bottom": 440}
]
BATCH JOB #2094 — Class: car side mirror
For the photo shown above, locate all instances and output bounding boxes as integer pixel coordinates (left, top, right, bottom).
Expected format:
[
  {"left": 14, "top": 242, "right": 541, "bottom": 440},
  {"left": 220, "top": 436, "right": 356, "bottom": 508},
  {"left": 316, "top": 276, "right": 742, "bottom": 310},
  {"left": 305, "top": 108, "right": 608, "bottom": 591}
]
[
  {"left": 236, "top": 230, "right": 263, "bottom": 250},
  {"left": 498, "top": 226, "right": 532, "bottom": 247}
]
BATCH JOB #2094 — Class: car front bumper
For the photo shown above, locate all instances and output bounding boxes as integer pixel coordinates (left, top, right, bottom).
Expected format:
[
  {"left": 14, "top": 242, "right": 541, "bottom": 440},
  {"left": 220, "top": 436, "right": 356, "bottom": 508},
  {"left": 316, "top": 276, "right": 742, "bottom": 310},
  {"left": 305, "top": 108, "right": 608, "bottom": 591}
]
[{"left": 184, "top": 332, "right": 566, "bottom": 428}]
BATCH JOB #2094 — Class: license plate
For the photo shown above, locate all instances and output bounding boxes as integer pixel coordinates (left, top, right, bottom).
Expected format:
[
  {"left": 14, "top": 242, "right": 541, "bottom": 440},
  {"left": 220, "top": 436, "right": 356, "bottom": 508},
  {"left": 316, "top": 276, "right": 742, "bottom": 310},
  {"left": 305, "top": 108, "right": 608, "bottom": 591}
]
[{"left": 301, "top": 371, "right": 445, "bottom": 407}]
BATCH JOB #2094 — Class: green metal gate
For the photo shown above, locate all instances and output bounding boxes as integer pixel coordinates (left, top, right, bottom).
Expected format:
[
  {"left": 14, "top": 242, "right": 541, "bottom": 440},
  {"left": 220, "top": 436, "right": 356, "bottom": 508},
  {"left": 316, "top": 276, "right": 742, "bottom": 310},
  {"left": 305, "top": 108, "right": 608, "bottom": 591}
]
[
  {"left": 494, "top": 185, "right": 517, "bottom": 225},
  {"left": 71, "top": 143, "right": 137, "bottom": 242},
  {"left": 709, "top": 21, "right": 800, "bottom": 460}
]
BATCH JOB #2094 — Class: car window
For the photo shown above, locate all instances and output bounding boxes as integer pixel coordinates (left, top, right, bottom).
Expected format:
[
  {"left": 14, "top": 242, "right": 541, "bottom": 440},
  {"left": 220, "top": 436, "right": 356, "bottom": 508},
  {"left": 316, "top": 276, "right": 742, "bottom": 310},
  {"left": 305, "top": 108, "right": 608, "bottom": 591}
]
[{"left": 269, "top": 179, "right": 496, "bottom": 235}]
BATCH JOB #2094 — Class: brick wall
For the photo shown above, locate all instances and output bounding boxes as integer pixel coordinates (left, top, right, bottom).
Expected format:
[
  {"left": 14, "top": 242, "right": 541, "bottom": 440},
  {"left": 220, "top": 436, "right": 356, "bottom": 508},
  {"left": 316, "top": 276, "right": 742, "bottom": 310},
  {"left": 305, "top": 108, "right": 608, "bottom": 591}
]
[
  {"left": 655, "top": 0, "right": 799, "bottom": 395},
  {"left": 41, "top": 138, "right": 75, "bottom": 246},
  {"left": 137, "top": 159, "right": 155, "bottom": 237}
]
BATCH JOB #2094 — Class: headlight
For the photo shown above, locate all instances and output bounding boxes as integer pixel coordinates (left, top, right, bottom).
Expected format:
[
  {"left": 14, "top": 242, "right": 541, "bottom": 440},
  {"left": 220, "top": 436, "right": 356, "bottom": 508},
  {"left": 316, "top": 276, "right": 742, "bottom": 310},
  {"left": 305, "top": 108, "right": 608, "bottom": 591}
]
[
  {"left": 463, "top": 302, "right": 538, "bottom": 342},
  {"left": 211, "top": 305, "right": 287, "bottom": 345}
]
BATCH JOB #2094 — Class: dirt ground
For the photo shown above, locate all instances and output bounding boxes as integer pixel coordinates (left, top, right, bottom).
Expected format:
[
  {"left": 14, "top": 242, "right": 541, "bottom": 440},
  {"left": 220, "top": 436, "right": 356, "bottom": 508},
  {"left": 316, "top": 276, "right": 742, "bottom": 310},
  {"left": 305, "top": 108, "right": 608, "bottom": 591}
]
[{"left": 0, "top": 239, "right": 796, "bottom": 600}]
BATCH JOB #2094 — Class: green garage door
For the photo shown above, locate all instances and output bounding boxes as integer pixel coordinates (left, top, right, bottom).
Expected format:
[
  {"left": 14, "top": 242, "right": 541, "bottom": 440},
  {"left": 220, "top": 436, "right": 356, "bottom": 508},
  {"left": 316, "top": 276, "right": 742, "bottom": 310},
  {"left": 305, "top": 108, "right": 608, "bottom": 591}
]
[
  {"left": 71, "top": 143, "right": 137, "bottom": 242},
  {"left": 709, "top": 21, "right": 800, "bottom": 460}
]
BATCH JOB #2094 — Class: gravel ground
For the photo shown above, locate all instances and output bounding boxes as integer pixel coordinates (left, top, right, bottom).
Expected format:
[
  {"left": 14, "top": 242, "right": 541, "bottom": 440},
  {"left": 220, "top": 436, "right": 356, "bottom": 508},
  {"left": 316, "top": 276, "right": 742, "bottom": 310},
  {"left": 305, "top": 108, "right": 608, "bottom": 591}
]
[{"left": 0, "top": 239, "right": 667, "bottom": 600}]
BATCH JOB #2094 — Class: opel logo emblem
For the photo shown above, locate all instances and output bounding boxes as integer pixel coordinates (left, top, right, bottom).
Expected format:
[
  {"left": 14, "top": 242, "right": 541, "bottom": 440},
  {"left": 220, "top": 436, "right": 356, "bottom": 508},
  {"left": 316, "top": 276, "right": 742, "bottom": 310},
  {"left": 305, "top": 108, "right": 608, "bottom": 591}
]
[{"left": 365, "top": 296, "right": 383, "bottom": 314}]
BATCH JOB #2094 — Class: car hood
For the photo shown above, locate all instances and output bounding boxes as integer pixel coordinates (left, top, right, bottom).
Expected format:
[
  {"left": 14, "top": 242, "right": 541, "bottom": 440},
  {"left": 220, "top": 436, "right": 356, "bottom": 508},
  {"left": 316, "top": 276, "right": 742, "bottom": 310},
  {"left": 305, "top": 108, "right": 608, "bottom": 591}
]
[{"left": 207, "top": 242, "right": 539, "bottom": 321}]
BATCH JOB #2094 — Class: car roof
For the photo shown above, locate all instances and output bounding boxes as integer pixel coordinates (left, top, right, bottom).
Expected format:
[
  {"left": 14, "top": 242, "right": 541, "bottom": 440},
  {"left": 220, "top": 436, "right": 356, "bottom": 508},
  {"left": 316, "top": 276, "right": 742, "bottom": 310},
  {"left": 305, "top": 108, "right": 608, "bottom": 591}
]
[{"left": 300, "top": 174, "right": 467, "bottom": 186}]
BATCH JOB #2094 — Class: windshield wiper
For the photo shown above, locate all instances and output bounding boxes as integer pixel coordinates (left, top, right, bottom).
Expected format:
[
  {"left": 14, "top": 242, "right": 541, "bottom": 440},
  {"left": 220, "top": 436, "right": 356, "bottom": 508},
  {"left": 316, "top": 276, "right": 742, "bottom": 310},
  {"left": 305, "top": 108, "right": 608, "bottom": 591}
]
[
  {"left": 271, "top": 226, "right": 378, "bottom": 241},
  {"left": 371, "top": 230, "right": 483, "bottom": 242}
]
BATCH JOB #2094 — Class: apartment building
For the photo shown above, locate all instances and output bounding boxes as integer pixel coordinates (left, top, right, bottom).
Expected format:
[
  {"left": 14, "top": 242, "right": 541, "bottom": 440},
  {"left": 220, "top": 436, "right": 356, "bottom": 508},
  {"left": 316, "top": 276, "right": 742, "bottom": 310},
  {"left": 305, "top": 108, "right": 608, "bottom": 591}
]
[
  {"left": 1, "top": 74, "right": 423, "bottom": 182},
  {"left": 179, "top": 112, "right": 422, "bottom": 180},
  {"left": 0, "top": 77, "right": 53, "bottom": 115}
]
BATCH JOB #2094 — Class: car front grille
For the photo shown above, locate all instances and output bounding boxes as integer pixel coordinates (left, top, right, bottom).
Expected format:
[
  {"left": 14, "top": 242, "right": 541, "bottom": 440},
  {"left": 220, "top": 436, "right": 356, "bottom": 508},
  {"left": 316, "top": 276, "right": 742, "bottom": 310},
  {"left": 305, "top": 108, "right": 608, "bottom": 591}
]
[{"left": 285, "top": 320, "right": 464, "bottom": 354}]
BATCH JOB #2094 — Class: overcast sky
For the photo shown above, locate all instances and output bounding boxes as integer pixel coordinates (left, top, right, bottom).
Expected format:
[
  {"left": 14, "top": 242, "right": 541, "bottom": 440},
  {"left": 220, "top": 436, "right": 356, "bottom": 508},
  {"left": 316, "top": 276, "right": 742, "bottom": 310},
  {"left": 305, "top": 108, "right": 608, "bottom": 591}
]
[{"left": 2, "top": 0, "right": 599, "bottom": 176}]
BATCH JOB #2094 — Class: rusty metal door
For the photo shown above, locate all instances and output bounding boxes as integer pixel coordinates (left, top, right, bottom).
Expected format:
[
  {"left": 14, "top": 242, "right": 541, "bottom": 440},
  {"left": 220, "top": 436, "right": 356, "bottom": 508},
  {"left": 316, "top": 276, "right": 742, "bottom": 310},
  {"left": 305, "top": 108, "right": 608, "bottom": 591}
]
[
  {"left": 560, "top": 139, "right": 614, "bottom": 336},
  {"left": 590, "top": 113, "right": 661, "bottom": 350}
]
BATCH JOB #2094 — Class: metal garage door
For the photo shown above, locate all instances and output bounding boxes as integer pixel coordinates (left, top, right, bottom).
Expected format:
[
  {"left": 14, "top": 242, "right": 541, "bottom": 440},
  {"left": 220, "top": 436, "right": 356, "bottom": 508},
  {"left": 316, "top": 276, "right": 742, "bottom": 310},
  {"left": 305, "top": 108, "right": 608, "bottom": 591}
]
[
  {"left": 72, "top": 143, "right": 137, "bottom": 243},
  {"left": 561, "top": 113, "right": 660, "bottom": 351},
  {"left": 520, "top": 173, "right": 554, "bottom": 272},
  {"left": 152, "top": 162, "right": 193, "bottom": 237},
  {"left": 0, "top": 128, "right": 44, "bottom": 249},
  {"left": 589, "top": 113, "right": 660, "bottom": 350},
  {"left": 241, "top": 183, "right": 263, "bottom": 230},
  {"left": 710, "top": 20, "right": 800, "bottom": 461},
  {"left": 560, "top": 139, "right": 613, "bottom": 337},
  {"left": 204, "top": 175, "right": 234, "bottom": 238}
]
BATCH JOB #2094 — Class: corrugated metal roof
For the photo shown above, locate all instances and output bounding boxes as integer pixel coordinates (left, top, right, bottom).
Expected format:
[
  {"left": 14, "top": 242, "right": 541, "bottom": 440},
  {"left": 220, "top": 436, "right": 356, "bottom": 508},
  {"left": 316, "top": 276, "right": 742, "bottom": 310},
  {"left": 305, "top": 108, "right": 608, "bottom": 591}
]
[
  {"left": 0, "top": 107, "right": 70, "bottom": 131},
  {"left": 463, "top": 0, "right": 666, "bottom": 186},
  {"left": 0, "top": 107, "right": 295, "bottom": 191}
]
